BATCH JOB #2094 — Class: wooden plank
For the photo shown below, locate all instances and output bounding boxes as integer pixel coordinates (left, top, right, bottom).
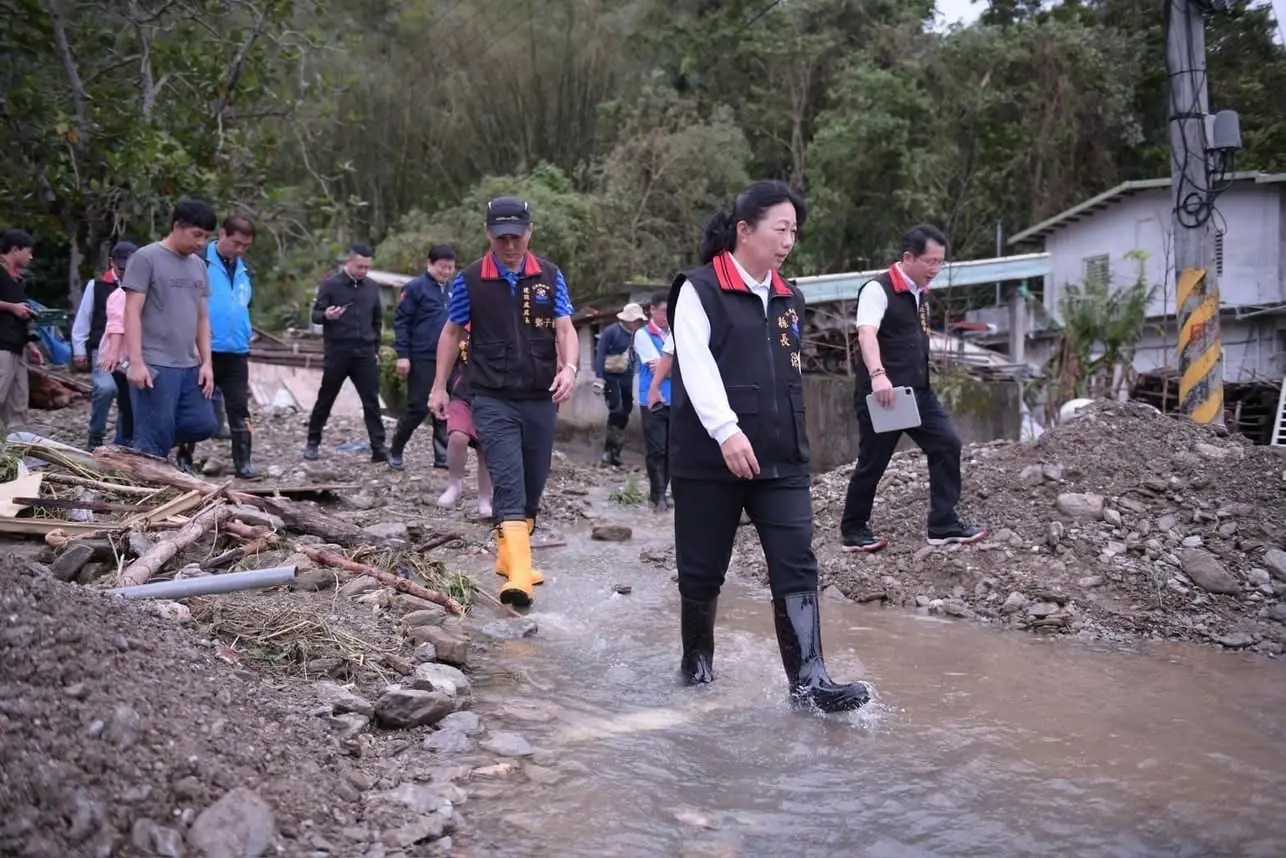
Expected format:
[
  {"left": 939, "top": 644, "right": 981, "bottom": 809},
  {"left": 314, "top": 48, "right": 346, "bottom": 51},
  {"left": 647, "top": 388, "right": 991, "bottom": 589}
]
[
  {"left": 119, "top": 489, "right": 205, "bottom": 530},
  {"left": 0, "top": 517, "right": 120, "bottom": 536},
  {"left": 234, "top": 484, "right": 360, "bottom": 498}
]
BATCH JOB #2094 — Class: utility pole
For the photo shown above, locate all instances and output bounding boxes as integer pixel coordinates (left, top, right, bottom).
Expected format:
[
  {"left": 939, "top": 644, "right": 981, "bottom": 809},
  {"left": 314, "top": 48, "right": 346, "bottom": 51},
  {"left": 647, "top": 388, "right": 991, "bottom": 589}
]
[{"left": 1166, "top": 0, "right": 1224, "bottom": 425}]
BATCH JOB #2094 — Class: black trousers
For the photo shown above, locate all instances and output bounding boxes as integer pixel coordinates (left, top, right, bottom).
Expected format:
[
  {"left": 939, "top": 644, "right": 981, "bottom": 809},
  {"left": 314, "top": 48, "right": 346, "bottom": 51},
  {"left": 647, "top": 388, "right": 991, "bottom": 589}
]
[
  {"left": 840, "top": 387, "right": 963, "bottom": 532},
  {"left": 390, "top": 358, "right": 448, "bottom": 459},
  {"left": 112, "top": 370, "right": 134, "bottom": 444},
  {"left": 640, "top": 404, "right": 670, "bottom": 503},
  {"left": 603, "top": 374, "right": 632, "bottom": 450},
  {"left": 211, "top": 352, "right": 251, "bottom": 435},
  {"left": 672, "top": 474, "right": 817, "bottom": 602},
  {"left": 472, "top": 394, "right": 556, "bottom": 522},
  {"left": 306, "top": 351, "right": 386, "bottom": 449}
]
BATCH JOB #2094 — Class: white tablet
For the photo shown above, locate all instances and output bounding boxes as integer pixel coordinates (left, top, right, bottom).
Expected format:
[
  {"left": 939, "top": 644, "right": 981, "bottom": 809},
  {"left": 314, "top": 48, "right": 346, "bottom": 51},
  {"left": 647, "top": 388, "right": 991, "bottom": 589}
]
[{"left": 865, "top": 386, "right": 922, "bottom": 433}]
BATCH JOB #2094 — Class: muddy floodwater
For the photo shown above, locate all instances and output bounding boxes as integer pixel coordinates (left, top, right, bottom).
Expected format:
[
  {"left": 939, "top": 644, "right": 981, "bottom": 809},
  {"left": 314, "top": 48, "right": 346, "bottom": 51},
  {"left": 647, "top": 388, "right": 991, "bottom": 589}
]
[{"left": 456, "top": 489, "right": 1286, "bottom": 858}]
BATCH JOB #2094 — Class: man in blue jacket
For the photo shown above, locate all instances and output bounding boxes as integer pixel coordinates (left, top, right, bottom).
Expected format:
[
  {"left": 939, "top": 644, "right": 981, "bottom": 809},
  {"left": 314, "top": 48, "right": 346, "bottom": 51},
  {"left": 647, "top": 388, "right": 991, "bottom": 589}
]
[
  {"left": 187, "top": 215, "right": 259, "bottom": 478},
  {"left": 389, "top": 244, "right": 456, "bottom": 471}
]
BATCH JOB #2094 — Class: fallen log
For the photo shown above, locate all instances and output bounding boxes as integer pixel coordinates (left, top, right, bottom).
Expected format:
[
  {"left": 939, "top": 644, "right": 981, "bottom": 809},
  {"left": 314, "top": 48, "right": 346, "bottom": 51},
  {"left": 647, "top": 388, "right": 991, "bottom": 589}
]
[
  {"left": 297, "top": 545, "right": 464, "bottom": 615},
  {"left": 42, "top": 472, "right": 158, "bottom": 497},
  {"left": 117, "top": 503, "right": 232, "bottom": 588},
  {"left": 262, "top": 497, "right": 380, "bottom": 547},
  {"left": 202, "top": 536, "right": 272, "bottom": 572}
]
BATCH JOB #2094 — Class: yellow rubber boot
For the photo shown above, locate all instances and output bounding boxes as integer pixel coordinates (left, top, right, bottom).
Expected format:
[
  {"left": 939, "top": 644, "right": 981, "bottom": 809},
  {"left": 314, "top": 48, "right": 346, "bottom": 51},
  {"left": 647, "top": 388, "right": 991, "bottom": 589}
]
[
  {"left": 494, "top": 526, "right": 509, "bottom": 579},
  {"left": 495, "top": 521, "right": 544, "bottom": 585},
  {"left": 526, "top": 517, "right": 545, "bottom": 586},
  {"left": 499, "top": 520, "right": 536, "bottom": 608}
]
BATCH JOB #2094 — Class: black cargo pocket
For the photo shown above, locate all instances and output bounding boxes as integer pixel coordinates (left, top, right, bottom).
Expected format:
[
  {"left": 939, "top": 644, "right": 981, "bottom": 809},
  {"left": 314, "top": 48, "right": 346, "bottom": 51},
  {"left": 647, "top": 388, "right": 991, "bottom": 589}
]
[
  {"left": 789, "top": 385, "right": 809, "bottom": 462},
  {"left": 472, "top": 341, "right": 509, "bottom": 389}
]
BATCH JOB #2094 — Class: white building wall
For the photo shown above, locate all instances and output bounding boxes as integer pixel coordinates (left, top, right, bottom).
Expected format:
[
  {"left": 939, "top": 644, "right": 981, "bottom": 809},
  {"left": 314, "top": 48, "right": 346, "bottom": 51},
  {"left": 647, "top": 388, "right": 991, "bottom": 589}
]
[{"left": 1042, "top": 183, "right": 1284, "bottom": 323}]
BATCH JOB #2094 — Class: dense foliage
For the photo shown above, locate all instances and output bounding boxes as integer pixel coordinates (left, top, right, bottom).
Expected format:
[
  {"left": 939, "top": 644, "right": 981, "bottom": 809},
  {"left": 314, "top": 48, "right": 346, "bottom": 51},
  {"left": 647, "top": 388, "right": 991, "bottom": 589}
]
[{"left": 3, "top": 0, "right": 1283, "bottom": 316}]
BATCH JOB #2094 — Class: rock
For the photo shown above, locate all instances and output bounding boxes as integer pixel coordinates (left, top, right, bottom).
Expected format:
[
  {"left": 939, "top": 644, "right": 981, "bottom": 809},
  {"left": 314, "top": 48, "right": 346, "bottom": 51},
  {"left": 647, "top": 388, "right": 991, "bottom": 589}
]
[
  {"left": 412, "top": 642, "right": 438, "bottom": 664},
  {"left": 1019, "top": 464, "right": 1044, "bottom": 485},
  {"left": 186, "top": 788, "right": 276, "bottom": 858},
  {"left": 1055, "top": 493, "right": 1105, "bottom": 522},
  {"left": 612, "top": 584, "right": 632, "bottom": 595},
  {"left": 1215, "top": 632, "right": 1255, "bottom": 649},
  {"left": 479, "top": 619, "right": 538, "bottom": 640},
  {"left": 1157, "top": 513, "right": 1178, "bottom": 532},
  {"left": 590, "top": 525, "right": 632, "bottom": 542},
  {"left": 1248, "top": 568, "right": 1272, "bottom": 588},
  {"left": 408, "top": 626, "right": 469, "bottom": 666},
  {"left": 938, "top": 599, "right": 971, "bottom": 618},
  {"left": 1193, "top": 441, "right": 1234, "bottom": 461},
  {"left": 291, "top": 568, "right": 338, "bottom": 591},
  {"left": 201, "top": 457, "right": 227, "bottom": 477},
  {"left": 412, "top": 663, "right": 472, "bottom": 698},
  {"left": 481, "top": 731, "right": 534, "bottom": 757},
  {"left": 423, "top": 729, "right": 475, "bottom": 753},
  {"left": 523, "top": 763, "right": 563, "bottom": 785},
  {"left": 1103, "top": 508, "right": 1123, "bottom": 528},
  {"left": 1001, "top": 591, "right": 1029, "bottom": 614},
  {"left": 102, "top": 703, "right": 142, "bottom": 748},
  {"left": 373, "top": 688, "right": 454, "bottom": 729},
  {"left": 337, "top": 576, "right": 381, "bottom": 598},
  {"left": 369, "top": 782, "right": 461, "bottom": 815},
  {"left": 329, "top": 713, "right": 371, "bottom": 740},
  {"left": 1180, "top": 549, "right": 1241, "bottom": 596},
  {"left": 1046, "top": 521, "right": 1064, "bottom": 546},
  {"left": 51, "top": 542, "right": 96, "bottom": 582},
  {"left": 1265, "top": 603, "right": 1286, "bottom": 624},
  {"left": 1264, "top": 549, "right": 1286, "bottom": 582},
  {"left": 384, "top": 815, "right": 446, "bottom": 848},
  {"left": 131, "top": 818, "right": 184, "bottom": 857},
  {"left": 437, "top": 711, "right": 483, "bottom": 736},
  {"left": 363, "top": 522, "right": 409, "bottom": 541},
  {"left": 1180, "top": 535, "right": 1203, "bottom": 548},
  {"left": 144, "top": 600, "right": 192, "bottom": 622},
  {"left": 314, "top": 681, "right": 375, "bottom": 717},
  {"left": 1027, "top": 602, "right": 1061, "bottom": 619},
  {"left": 403, "top": 607, "right": 448, "bottom": 627}
]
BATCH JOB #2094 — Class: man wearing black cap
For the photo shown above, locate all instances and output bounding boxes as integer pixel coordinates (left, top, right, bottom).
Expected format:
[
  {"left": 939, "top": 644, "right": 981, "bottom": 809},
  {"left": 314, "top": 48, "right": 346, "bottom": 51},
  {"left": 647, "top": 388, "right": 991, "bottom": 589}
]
[
  {"left": 389, "top": 243, "right": 457, "bottom": 471},
  {"left": 429, "top": 197, "right": 578, "bottom": 608},
  {"left": 71, "top": 241, "right": 136, "bottom": 449}
]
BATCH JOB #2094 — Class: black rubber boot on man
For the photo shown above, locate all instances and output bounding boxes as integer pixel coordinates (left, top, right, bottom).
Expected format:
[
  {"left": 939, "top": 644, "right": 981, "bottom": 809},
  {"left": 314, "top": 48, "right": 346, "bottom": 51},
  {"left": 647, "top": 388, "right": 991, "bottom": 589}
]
[
  {"left": 175, "top": 443, "right": 196, "bottom": 474},
  {"left": 679, "top": 597, "right": 717, "bottom": 685},
  {"left": 230, "top": 429, "right": 262, "bottom": 480},
  {"left": 773, "top": 591, "right": 870, "bottom": 713}
]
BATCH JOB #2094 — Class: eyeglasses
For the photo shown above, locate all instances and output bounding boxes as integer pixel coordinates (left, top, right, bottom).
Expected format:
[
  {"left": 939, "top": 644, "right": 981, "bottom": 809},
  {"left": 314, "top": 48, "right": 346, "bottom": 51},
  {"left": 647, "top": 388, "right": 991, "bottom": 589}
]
[{"left": 916, "top": 256, "right": 945, "bottom": 269}]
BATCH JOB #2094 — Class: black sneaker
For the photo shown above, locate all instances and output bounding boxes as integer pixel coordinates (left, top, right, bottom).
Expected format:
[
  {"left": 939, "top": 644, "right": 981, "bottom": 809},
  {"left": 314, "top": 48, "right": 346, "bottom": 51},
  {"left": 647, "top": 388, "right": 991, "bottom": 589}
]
[
  {"left": 370, "top": 448, "right": 388, "bottom": 464},
  {"left": 841, "top": 525, "right": 887, "bottom": 553},
  {"left": 303, "top": 444, "right": 319, "bottom": 461},
  {"left": 927, "top": 522, "right": 988, "bottom": 546},
  {"left": 388, "top": 452, "right": 405, "bottom": 471}
]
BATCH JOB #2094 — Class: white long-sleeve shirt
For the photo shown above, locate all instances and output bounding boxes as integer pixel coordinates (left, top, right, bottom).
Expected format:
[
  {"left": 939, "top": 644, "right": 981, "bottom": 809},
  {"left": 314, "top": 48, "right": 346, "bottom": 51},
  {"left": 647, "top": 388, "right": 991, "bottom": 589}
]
[
  {"left": 71, "top": 279, "right": 98, "bottom": 357},
  {"left": 672, "top": 254, "right": 772, "bottom": 446},
  {"left": 854, "top": 263, "right": 921, "bottom": 329}
]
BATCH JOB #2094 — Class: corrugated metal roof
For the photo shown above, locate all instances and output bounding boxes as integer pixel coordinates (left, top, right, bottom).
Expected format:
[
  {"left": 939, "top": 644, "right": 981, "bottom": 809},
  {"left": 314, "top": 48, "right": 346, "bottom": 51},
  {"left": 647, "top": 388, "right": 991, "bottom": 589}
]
[{"left": 1008, "top": 172, "right": 1286, "bottom": 246}]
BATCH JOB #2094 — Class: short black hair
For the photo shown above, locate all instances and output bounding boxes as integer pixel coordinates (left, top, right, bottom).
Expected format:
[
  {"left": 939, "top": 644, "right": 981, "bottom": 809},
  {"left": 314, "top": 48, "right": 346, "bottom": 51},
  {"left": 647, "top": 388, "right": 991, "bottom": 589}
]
[
  {"left": 428, "top": 244, "right": 456, "bottom": 263},
  {"left": 172, "top": 199, "right": 217, "bottom": 232},
  {"left": 223, "top": 215, "right": 255, "bottom": 238},
  {"left": 0, "top": 229, "right": 34, "bottom": 255},
  {"left": 650, "top": 292, "right": 668, "bottom": 308},
  {"left": 900, "top": 224, "right": 949, "bottom": 258},
  {"left": 349, "top": 243, "right": 374, "bottom": 259}
]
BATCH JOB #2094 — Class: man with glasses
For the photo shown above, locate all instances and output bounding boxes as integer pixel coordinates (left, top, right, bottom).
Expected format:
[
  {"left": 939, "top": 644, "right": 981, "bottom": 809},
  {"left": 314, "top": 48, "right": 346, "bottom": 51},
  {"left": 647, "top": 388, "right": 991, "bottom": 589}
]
[{"left": 838, "top": 224, "right": 987, "bottom": 551}]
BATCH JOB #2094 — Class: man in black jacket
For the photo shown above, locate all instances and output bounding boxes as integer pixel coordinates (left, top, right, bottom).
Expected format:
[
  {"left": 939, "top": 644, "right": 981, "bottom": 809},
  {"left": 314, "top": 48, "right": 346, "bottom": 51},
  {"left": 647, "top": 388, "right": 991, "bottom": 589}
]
[
  {"left": 839, "top": 224, "right": 987, "bottom": 551},
  {"left": 304, "top": 244, "right": 387, "bottom": 462},
  {"left": 0, "top": 228, "right": 43, "bottom": 431},
  {"left": 389, "top": 244, "right": 456, "bottom": 471}
]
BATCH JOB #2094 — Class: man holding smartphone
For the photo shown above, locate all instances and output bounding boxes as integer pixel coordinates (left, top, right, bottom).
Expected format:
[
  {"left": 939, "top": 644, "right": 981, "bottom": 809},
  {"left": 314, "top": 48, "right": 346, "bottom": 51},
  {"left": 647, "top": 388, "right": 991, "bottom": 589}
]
[
  {"left": 0, "top": 228, "right": 44, "bottom": 431},
  {"left": 839, "top": 224, "right": 986, "bottom": 551},
  {"left": 304, "top": 244, "right": 387, "bottom": 462}
]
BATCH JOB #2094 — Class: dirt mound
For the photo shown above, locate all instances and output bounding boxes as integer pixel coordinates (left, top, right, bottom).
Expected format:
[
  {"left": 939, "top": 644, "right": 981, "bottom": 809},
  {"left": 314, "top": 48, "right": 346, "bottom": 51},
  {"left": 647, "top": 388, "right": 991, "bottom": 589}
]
[
  {"left": 769, "top": 401, "right": 1285, "bottom": 651},
  {"left": 0, "top": 562, "right": 477, "bottom": 858}
]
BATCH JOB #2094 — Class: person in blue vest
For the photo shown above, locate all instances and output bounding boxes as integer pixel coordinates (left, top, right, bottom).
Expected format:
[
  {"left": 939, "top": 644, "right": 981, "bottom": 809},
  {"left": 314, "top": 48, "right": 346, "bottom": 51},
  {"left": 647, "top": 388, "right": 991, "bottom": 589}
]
[
  {"left": 429, "top": 196, "right": 579, "bottom": 608},
  {"left": 184, "top": 215, "right": 260, "bottom": 478},
  {"left": 389, "top": 243, "right": 456, "bottom": 471},
  {"left": 592, "top": 303, "right": 644, "bottom": 466},
  {"left": 668, "top": 179, "right": 870, "bottom": 713},
  {"left": 632, "top": 292, "right": 672, "bottom": 512}
]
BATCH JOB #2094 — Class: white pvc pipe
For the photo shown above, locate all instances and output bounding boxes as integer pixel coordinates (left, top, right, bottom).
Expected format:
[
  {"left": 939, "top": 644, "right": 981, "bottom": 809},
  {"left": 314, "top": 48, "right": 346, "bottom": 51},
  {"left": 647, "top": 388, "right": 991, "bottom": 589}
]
[{"left": 105, "top": 565, "right": 297, "bottom": 600}]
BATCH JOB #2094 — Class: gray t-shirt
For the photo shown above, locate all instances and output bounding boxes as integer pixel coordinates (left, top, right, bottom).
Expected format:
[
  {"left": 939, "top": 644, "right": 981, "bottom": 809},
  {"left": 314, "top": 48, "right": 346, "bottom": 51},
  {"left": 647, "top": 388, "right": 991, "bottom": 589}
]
[{"left": 121, "top": 241, "right": 210, "bottom": 369}]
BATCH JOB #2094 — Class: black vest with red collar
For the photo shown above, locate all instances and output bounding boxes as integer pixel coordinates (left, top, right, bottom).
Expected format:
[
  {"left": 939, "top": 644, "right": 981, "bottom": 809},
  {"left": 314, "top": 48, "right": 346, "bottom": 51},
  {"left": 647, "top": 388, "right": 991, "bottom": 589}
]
[
  {"left": 667, "top": 252, "right": 810, "bottom": 481},
  {"left": 854, "top": 267, "right": 931, "bottom": 399},
  {"left": 459, "top": 252, "right": 559, "bottom": 400}
]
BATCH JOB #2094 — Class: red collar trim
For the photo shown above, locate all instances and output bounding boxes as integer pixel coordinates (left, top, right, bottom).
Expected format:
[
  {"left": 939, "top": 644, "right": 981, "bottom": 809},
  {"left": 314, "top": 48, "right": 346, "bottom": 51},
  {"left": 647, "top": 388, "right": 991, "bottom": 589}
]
[
  {"left": 480, "top": 252, "right": 540, "bottom": 281},
  {"left": 646, "top": 321, "right": 666, "bottom": 338},
  {"left": 889, "top": 264, "right": 928, "bottom": 294},
  {"left": 712, "top": 252, "right": 794, "bottom": 298},
  {"left": 102, "top": 268, "right": 119, "bottom": 285}
]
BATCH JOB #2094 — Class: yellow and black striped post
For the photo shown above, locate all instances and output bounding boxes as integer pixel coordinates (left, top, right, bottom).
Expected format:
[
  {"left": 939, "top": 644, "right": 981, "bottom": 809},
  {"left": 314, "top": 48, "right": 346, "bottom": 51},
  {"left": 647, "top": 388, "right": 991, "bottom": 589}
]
[{"left": 1175, "top": 266, "right": 1223, "bottom": 424}]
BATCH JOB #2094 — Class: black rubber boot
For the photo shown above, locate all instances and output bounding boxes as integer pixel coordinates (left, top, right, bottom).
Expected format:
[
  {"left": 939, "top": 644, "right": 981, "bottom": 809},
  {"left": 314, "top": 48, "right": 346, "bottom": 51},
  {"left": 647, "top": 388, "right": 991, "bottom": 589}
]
[
  {"left": 679, "top": 597, "right": 717, "bottom": 685},
  {"left": 773, "top": 591, "right": 870, "bottom": 713},
  {"left": 211, "top": 396, "right": 231, "bottom": 440},
  {"left": 86, "top": 432, "right": 104, "bottom": 451},
  {"left": 175, "top": 442, "right": 196, "bottom": 475},
  {"left": 432, "top": 418, "right": 449, "bottom": 469},
  {"left": 230, "top": 428, "right": 262, "bottom": 480}
]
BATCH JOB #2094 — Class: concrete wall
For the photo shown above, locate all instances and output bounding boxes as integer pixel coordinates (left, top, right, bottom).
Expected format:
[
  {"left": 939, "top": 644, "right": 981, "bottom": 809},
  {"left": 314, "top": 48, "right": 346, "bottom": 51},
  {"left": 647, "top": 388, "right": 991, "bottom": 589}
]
[{"left": 554, "top": 367, "right": 1025, "bottom": 472}]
